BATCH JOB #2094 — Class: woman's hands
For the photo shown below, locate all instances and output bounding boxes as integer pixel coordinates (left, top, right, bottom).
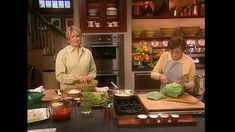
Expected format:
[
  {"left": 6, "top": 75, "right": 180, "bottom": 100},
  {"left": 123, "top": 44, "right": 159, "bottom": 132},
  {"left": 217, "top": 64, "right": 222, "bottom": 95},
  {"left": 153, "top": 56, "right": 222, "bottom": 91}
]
[
  {"left": 159, "top": 74, "right": 185, "bottom": 88},
  {"left": 77, "top": 76, "right": 92, "bottom": 84}
]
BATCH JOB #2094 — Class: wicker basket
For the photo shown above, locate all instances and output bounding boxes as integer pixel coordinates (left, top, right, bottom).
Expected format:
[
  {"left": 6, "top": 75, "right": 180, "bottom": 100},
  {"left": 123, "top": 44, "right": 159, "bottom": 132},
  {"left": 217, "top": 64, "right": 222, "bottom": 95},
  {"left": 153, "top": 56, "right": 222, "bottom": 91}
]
[
  {"left": 179, "top": 26, "right": 200, "bottom": 36},
  {"left": 160, "top": 28, "right": 177, "bottom": 36}
]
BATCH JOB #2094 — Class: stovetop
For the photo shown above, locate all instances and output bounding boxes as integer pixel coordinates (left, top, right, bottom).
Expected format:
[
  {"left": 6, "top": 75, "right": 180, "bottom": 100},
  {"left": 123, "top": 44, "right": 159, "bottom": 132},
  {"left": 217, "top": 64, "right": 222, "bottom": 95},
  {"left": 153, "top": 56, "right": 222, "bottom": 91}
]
[{"left": 113, "top": 95, "right": 148, "bottom": 116}]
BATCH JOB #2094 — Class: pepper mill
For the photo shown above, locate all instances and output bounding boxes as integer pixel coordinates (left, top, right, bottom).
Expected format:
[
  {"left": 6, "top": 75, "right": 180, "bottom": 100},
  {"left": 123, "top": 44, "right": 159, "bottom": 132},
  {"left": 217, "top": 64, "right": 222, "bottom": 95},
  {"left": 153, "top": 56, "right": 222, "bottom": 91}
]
[{"left": 103, "top": 104, "right": 112, "bottom": 122}]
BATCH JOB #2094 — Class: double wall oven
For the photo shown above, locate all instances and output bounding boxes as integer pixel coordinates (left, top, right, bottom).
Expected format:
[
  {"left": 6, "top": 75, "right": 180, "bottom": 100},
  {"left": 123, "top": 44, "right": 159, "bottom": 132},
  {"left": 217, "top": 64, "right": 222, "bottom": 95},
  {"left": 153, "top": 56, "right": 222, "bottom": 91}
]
[{"left": 83, "top": 34, "right": 124, "bottom": 88}]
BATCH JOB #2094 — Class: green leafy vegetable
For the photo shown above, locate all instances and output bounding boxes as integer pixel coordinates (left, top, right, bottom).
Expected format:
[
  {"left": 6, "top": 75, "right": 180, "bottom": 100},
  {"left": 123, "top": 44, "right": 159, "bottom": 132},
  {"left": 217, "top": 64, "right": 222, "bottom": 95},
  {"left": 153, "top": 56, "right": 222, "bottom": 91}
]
[
  {"left": 147, "top": 91, "right": 166, "bottom": 100},
  {"left": 82, "top": 92, "right": 107, "bottom": 105},
  {"left": 160, "top": 83, "right": 184, "bottom": 98}
]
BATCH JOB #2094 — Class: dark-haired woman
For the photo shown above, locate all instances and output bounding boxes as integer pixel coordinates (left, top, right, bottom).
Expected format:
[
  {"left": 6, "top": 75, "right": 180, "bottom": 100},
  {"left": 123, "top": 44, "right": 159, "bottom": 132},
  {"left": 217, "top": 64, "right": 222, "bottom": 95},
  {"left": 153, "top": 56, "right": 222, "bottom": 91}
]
[{"left": 151, "top": 36, "right": 196, "bottom": 91}]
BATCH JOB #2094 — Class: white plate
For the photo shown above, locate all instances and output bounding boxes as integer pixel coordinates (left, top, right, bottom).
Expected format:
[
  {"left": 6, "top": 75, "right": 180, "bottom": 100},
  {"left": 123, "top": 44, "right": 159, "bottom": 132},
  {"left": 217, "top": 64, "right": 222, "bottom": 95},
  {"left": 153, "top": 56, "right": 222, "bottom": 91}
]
[
  {"left": 28, "top": 108, "right": 50, "bottom": 123},
  {"left": 198, "top": 39, "right": 205, "bottom": 46},
  {"left": 163, "top": 40, "right": 168, "bottom": 47}
]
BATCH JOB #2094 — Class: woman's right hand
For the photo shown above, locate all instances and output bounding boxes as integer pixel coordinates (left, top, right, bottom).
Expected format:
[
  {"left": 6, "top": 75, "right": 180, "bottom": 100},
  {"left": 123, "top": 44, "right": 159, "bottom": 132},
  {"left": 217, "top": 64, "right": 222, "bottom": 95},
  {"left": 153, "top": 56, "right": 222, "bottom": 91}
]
[
  {"left": 159, "top": 74, "right": 168, "bottom": 84},
  {"left": 77, "top": 76, "right": 92, "bottom": 84}
]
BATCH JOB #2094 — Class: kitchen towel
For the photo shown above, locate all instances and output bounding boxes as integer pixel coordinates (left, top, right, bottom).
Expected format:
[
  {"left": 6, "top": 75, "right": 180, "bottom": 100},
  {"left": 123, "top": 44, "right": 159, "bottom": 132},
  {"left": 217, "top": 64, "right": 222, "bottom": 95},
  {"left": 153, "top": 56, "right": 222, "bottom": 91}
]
[{"left": 28, "top": 128, "right": 56, "bottom": 132}]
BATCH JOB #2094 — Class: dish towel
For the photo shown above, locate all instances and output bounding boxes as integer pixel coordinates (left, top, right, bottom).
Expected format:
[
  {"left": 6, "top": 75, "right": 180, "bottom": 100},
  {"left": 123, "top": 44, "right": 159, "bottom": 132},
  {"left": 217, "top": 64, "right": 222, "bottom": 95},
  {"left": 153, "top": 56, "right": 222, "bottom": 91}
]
[
  {"left": 28, "top": 86, "right": 45, "bottom": 93},
  {"left": 28, "top": 128, "right": 56, "bottom": 132}
]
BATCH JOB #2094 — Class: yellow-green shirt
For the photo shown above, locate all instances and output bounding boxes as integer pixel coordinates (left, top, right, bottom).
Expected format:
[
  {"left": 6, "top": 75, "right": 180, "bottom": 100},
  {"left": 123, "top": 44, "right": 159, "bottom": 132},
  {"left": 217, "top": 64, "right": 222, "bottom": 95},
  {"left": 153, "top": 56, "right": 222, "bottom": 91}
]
[
  {"left": 151, "top": 52, "right": 196, "bottom": 90},
  {"left": 55, "top": 45, "right": 96, "bottom": 90}
]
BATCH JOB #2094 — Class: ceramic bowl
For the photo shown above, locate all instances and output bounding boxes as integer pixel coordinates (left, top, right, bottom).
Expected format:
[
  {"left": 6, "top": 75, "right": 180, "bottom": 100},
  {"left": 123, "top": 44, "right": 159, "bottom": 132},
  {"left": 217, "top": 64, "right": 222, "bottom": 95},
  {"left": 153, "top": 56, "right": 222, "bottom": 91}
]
[
  {"left": 149, "top": 114, "right": 159, "bottom": 123},
  {"left": 170, "top": 114, "right": 179, "bottom": 122},
  {"left": 88, "top": 9, "right": 98, "bottom": 16},
  {"left": 107, "top": 7, "right": 117, "bottom": 15},
  {"left": 138, "top": 114, "right": 148, "bottom": 124}
]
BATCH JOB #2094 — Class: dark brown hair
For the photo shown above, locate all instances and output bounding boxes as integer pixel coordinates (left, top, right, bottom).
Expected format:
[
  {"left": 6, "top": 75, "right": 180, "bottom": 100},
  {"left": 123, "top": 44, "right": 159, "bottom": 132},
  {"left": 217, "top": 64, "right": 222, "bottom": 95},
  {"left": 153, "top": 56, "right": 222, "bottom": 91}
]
[{"left": 167, "top": 36, "right": 186, "bottom": 51}]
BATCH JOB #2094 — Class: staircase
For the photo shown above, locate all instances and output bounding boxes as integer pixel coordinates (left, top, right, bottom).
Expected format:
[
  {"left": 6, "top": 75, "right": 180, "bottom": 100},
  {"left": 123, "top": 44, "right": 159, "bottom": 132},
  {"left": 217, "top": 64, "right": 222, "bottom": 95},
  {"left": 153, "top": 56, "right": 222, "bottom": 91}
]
[
  {"left": 27, "top": 4, "right": 67, "bottom": 58},
  {"left": 27, "top": 3, "right": 68, "bottom": 89}
]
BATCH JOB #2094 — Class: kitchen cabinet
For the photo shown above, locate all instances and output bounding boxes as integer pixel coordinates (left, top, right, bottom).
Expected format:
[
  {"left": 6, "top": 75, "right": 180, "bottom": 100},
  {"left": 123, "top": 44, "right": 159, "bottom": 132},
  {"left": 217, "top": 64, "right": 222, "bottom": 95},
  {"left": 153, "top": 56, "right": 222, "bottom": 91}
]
[
  {"left": 132, "top": 35, "right": 205, "bottom": 71},
  {"left": 132, "top": 0, "right": 205, "bottom": 19},
  {"left": 78, "top": 0, "right": 127, "bottom": 33}
]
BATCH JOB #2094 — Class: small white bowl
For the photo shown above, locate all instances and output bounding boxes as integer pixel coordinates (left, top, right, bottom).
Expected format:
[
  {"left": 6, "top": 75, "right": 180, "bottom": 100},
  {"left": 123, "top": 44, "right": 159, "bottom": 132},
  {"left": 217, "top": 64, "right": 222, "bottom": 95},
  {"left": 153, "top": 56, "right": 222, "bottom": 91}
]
[
  {"left": 160, "top": 114, "right": 169, "bottom": 118},
  {"left": 74, "top": 97, "right": 80, "bottom": 101},
  {"left": 138, "top": 114, "right": 147, "bottom": 124},
  {"left": 138, "top": 114, "right": 147, "bottom": 119},
  {"left": 68, "top": 89, "right": 80, "bottom": 94},
  {"left": 149, "top": 114, "right": 158, "bottom": 118},
  {"left": 171, "top": 114, "right": 179, "bottom": 118},
  {"left": 170, "top": 114, "right": 179, "bottom": 122}
]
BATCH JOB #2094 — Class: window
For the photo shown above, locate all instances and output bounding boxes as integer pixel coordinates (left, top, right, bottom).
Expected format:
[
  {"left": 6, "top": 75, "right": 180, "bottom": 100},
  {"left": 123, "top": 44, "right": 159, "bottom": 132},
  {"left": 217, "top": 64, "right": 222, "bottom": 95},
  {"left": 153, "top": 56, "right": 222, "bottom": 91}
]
[{"left": 39, "top": 0, "right": 71, "bottom": 9}]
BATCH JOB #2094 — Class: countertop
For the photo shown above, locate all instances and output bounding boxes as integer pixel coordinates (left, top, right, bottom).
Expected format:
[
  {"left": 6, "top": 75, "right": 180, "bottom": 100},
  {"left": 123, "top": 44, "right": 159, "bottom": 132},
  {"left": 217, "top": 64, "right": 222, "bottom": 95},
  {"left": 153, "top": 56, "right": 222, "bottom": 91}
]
[{"left": 28, "top": 102, "right": 205, "bottom": 132}]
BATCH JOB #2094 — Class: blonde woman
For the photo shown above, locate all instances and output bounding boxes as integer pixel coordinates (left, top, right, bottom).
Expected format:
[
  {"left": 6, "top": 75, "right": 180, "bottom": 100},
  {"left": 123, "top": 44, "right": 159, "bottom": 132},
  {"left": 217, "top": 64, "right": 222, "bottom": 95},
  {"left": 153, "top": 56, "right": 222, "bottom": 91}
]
[{"left": 55, "top": 25, "right": 96, "bottom": 90}]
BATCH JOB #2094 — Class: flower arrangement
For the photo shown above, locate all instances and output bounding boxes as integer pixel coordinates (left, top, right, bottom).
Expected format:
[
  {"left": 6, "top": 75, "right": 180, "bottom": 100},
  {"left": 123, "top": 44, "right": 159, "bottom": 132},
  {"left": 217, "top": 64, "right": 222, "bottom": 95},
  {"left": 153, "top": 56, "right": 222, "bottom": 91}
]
[{"left": 133, "top": 42, "right": 152, "bottom": 62}]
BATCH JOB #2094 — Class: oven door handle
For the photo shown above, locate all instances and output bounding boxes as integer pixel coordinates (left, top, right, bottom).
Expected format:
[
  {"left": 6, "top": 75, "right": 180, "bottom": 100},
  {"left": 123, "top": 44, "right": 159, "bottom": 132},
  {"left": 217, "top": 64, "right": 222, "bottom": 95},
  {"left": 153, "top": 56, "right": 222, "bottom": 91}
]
[
  {"left": 91, "top": 45, "right": 118, "bottom": 48},
  {"left": 136, "top": 73, "right": 150, "bottom": 76}
]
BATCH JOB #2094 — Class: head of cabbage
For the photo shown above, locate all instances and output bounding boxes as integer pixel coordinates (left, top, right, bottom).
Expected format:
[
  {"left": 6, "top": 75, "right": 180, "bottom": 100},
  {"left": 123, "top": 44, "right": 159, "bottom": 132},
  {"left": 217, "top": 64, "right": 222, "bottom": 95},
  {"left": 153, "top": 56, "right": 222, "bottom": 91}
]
[{"left": 160, "top": 83, "right": 184, "bottom": 98}]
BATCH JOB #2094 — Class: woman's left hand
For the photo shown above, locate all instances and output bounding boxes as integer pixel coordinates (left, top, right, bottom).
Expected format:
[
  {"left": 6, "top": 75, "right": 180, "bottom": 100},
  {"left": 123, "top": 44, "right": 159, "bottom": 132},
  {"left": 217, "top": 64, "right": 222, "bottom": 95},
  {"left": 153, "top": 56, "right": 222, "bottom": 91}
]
[
  {"left": 77, "top": 76, "right": 92, "bottom": 84},
  {"left": 174, "top": 80, "right": 185, "bottom": 88}
]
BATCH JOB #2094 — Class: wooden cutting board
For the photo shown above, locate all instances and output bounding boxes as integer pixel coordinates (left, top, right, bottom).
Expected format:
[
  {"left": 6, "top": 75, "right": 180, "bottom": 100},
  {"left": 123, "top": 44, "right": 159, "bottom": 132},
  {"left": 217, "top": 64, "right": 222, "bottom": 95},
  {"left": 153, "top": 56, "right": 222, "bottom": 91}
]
[
  {"left": 137, "top": 93, "right": 205, "bottom": 111},
  {"left": 42, "top": 89, "right": 61, "bottom": 101}
]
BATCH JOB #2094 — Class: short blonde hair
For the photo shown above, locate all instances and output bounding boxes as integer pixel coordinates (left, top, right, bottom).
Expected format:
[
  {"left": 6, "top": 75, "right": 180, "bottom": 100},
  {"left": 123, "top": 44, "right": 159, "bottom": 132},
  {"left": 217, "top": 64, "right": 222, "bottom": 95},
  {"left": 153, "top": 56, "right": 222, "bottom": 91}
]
[{"left": 66, "top": 25, "right": 82, "bottom": 40}]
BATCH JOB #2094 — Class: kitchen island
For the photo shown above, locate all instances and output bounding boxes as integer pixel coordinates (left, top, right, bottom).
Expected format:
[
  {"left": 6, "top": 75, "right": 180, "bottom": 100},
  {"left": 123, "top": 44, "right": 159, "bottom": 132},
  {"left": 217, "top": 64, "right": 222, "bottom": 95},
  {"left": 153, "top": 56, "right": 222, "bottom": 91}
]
[{"left": 28, "top": 102, "right": 205, "bottom": 132}]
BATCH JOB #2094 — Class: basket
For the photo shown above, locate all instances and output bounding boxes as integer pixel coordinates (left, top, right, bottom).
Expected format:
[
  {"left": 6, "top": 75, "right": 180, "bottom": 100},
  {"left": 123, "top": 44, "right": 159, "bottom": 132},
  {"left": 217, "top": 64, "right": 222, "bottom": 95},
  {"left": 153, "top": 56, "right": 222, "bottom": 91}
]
[
  {"left": 132, "top": 30, "right": 142, "bottom": 37},
  {"left": 160, "top": 28, "right": 177, "bottom": 36},
  {"left": 179, "top": 26, "right": 200, "bottom": 36},
  {"left": 143, "top": 30, "right": 156, "bottom": 37},
  {"left": 76, "top": 80, "right": 98, "bottom": 92}
]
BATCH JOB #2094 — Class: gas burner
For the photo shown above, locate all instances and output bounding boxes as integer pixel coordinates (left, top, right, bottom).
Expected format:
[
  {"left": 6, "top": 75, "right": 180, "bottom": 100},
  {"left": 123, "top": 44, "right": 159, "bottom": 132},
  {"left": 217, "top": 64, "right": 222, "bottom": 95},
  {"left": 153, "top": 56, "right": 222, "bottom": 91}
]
[{"left": 113, "top": 95, "right": 147, "bottom": 116}]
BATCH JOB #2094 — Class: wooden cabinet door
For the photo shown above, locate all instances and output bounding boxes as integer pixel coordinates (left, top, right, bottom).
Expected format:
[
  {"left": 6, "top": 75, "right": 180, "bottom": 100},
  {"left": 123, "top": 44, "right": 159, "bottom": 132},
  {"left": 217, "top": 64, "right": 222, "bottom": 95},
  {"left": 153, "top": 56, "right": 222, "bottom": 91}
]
[{"left": 78, "top": 0, "right": 126, "bottom": 33}]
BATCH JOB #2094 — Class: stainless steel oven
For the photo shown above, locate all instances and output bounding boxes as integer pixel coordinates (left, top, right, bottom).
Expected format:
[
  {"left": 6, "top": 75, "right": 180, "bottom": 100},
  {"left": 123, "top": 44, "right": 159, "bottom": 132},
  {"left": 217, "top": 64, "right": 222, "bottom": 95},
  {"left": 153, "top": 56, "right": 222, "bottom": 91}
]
[{"left": 83, "top": 34, "right": 124, "bottom": 88}]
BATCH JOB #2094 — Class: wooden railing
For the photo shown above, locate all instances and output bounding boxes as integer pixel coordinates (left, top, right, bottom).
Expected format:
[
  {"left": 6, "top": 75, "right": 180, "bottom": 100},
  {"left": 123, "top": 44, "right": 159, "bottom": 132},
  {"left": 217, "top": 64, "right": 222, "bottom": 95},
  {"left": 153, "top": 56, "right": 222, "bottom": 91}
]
[{"left": 27, "top": 4, "right": 67, "bottom": 56}]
